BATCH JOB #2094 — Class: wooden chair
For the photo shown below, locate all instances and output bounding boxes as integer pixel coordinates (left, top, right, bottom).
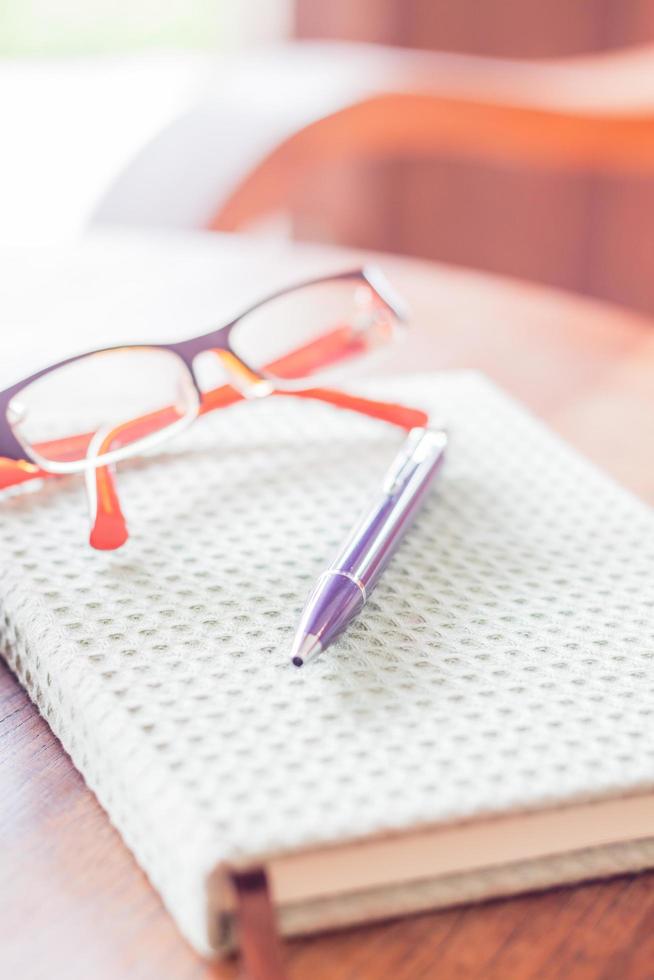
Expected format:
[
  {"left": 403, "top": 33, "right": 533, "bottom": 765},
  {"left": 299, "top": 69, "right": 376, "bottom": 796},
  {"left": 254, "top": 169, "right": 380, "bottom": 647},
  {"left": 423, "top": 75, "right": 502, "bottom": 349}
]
[
  {"left": 207, "top": 43, "right": 654, "bottom": 234},
  {"left": 93, "top": 40, "right": 654, "bottom": 236}
]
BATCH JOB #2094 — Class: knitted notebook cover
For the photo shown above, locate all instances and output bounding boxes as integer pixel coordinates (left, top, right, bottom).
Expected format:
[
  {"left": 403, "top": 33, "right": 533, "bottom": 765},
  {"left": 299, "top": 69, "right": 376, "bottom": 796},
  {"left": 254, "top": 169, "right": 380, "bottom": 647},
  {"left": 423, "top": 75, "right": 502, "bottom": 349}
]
[{"left": 1, "top": 371, "right": 654, "bottom": 955}]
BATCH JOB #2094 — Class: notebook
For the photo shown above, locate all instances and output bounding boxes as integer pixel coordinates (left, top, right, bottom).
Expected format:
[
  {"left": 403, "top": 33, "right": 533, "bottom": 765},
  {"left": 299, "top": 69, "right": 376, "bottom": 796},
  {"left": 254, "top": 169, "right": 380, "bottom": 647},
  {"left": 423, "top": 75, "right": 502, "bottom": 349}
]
[{"left": 1, "top": 370, "right": 654, "bottom": 957}]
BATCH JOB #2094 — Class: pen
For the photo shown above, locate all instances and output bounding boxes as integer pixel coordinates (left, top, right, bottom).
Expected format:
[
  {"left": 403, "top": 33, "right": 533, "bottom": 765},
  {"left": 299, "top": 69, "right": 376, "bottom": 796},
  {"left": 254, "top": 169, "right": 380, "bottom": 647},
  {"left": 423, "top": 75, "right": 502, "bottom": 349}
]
[{"left": 290, "top": 426, "right": 447, "bottom": 666}]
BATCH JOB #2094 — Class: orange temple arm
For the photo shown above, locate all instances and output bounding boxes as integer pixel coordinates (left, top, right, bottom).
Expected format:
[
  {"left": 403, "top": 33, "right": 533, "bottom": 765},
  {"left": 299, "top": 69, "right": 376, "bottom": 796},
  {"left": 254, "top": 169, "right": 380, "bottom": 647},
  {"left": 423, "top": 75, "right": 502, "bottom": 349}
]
[
  {"left": 87, "top": 385, "right": 427, "bottom": 549},
  {"left": 267, "top": 324, "right": 368, "bottom": 379},
  {"left": 1, "top": 385, "right": 428, "bottom": 548},
  {"left": 1, "top": 328, "right": 428, "bottom": 549},
  {"left": 88, "top": 463, "right": 129, "bottom": 551},
  {"left": 4, "top": 324, "right": 418, "bottom": 474}
]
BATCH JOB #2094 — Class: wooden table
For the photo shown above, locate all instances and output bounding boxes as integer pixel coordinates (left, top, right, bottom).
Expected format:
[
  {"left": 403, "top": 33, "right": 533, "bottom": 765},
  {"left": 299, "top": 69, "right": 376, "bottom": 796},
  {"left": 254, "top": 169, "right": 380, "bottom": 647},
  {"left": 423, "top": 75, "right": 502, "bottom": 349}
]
[{"left": 2, "top": 231, "right": 654, "bottom": 980}]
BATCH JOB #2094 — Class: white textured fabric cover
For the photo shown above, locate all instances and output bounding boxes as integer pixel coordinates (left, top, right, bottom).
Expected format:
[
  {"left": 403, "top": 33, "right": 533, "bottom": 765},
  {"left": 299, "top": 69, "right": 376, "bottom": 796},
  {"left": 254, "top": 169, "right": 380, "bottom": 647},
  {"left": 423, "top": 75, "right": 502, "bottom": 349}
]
[{"left": 1, "top": 372, "right": 654, "bottom": 953}]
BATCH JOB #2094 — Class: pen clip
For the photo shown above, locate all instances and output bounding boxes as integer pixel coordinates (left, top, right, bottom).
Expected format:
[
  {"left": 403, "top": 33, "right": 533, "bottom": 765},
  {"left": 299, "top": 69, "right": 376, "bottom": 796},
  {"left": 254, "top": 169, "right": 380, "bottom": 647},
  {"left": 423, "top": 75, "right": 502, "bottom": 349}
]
[{"left": 382, "top": 427, "right": 447, "bottom": 495}]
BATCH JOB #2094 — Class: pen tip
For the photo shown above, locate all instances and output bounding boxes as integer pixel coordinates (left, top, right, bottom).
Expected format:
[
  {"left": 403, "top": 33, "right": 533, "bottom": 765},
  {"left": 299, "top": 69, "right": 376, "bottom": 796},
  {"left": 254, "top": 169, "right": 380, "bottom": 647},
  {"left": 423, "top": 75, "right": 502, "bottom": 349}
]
[{"left": 290, "top": 633, "right": 322, "bottom": 667}]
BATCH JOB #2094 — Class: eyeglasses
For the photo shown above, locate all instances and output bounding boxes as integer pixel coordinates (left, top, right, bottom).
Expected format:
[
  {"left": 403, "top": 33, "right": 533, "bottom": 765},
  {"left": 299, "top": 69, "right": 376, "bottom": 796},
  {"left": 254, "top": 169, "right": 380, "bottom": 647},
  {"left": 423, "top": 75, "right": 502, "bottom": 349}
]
[{"left": 0, "top": 267, "right": 428, "bottom": 549}]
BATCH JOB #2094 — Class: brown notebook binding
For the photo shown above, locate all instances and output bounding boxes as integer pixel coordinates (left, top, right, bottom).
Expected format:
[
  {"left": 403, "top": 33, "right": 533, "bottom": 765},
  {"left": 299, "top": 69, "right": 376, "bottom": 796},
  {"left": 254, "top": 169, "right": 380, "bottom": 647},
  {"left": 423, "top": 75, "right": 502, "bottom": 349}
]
[{"left": 231, "top": 869, "right": 288, "bottom": 980}]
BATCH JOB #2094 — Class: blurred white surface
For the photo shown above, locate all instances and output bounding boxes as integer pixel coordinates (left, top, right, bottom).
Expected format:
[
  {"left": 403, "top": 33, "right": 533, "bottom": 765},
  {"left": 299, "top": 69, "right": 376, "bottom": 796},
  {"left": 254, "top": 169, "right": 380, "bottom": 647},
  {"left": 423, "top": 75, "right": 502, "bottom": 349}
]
[{"left": 0, "top": 53, "right": 218, "bottom": 244}]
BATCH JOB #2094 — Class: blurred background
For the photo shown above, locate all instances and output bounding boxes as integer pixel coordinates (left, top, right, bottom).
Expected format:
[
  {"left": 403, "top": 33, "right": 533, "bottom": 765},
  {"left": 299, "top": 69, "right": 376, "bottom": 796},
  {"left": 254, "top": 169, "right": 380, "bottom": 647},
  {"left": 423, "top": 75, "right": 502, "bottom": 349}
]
[{"left": 2, "top": 1, "right": 654, "bottom": 313}]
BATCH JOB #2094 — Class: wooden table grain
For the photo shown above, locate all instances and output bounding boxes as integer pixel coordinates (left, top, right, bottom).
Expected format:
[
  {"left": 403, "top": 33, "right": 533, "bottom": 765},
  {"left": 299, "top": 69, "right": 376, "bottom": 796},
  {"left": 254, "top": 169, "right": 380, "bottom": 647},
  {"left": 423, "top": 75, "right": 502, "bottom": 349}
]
[{"left": 2, "top": 232, "right": 654, "bottom": 980}]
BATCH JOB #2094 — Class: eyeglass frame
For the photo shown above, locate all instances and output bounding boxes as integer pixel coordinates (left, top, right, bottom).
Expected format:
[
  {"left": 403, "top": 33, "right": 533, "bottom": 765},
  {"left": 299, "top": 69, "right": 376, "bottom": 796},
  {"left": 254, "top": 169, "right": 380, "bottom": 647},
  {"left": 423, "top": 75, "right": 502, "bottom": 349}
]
[{"left": 0, "top": 266, "right": 409, "bottom": 469}]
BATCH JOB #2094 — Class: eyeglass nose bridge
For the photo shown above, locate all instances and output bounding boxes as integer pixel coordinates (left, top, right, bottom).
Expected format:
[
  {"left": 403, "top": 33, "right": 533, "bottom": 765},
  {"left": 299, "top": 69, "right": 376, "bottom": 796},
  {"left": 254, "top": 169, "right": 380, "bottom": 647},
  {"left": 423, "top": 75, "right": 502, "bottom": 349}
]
[
  {"left": 170, "top": 334, "right": 273, "bottom": 402},
  {"left": 209, "top": 349, "right": 274, "bottom": 399}
]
